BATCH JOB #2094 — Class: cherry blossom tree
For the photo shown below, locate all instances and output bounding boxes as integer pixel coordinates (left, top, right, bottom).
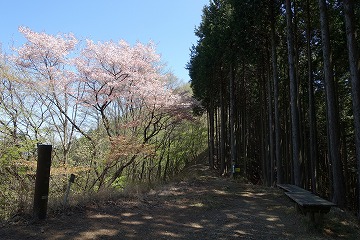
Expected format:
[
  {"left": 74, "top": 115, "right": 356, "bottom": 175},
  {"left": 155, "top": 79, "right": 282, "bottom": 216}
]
[
  {"left": 12, "top": 27, "right": 92, "bottom": 177},
  {"left": 74, "top": 39, "right": 191, "bottom": 188},
  {"left": 74, "top": 40, "right": 180, "bottom": 135},
  {"left": 11, "top": 27, "right": 193, "bottom": 191}
]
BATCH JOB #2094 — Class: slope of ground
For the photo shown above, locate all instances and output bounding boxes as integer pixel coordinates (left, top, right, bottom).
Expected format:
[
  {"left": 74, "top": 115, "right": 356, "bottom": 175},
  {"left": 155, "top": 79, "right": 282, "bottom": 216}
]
[{"left": 1, "top": 164, "right": 359, "bottom": 239}]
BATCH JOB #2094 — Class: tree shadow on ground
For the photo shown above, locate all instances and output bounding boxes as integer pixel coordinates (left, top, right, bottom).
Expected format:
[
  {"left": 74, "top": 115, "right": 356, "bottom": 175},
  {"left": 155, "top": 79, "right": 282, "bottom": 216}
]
[{"left": 1, "top": 166, "right": 359, "bottom": 239}]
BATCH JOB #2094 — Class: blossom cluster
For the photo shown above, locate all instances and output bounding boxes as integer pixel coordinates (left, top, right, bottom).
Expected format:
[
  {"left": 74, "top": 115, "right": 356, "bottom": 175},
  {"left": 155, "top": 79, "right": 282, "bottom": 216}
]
[{"left": 12, "top": 26, "right": 186, "bottom": 114}]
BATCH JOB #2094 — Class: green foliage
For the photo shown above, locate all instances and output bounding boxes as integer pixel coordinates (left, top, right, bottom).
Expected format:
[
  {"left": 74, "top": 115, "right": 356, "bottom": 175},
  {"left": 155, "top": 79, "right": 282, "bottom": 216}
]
[
  {"left": 0, "top": 138, "right": 37, "bottom": 165},
  {"left": 0, "top": 139, "right": 38, "bottom": 219},
  {"left": 111, "top": 176, "right": 127, "bottom": 190}
]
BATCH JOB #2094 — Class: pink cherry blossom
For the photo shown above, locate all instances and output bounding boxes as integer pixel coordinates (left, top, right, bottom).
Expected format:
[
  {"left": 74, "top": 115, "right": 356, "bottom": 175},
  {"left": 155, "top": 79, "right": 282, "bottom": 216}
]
[
  {"left": 13, "top": 26, "right": 78, "bottom": 92},
  {"left": 74, "top": 39, "right": 175, "bottom": 110},
  {"left": 12, "top": 26, "right": 192, "bottom": 129}
]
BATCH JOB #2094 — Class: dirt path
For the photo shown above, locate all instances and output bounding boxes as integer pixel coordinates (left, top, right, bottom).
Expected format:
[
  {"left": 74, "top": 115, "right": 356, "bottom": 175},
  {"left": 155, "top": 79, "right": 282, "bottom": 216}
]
[{"left": 1, "top": 165, "right": 359, "bottom": 239}]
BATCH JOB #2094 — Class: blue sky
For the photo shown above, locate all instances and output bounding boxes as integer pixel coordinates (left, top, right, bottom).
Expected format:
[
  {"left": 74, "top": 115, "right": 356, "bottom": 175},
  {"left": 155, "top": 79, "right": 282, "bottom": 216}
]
[{"left": 0, "top": 0, "right": 208, "bottom": 82}]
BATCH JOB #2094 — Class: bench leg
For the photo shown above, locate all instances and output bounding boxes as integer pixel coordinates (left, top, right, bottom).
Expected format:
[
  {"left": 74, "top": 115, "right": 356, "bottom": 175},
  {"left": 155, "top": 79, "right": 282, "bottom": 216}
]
[
  {"left": 309, "top": 212, "right": 315, "bottom": 222},
  {"left": 295, "top": 203, "right": 303, "bottom": 214},
  {"left": 315, "top": 212, "right": 324, "bottom": 225},
  {"left": 307, "top": 211, "right": 324, "bottom": 226}
]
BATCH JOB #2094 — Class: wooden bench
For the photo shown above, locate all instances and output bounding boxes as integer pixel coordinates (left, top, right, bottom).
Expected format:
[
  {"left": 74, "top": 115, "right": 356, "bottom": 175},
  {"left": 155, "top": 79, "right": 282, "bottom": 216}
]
[
  {"left": 277, "top": 184, "right": 336, "bottom": 224},
  {"left": 277, "top": 184, "right": 311, "bottom": 194}
]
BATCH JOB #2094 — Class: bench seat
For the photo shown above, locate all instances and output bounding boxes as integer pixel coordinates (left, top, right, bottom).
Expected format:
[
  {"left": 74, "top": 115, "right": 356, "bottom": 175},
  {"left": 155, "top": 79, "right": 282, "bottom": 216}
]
[
  {"left": 285, "top": 192, "right": 335, "bottom": 214},
  {"left": 277, "top": 183, "right": 311, "bottom": 194}
]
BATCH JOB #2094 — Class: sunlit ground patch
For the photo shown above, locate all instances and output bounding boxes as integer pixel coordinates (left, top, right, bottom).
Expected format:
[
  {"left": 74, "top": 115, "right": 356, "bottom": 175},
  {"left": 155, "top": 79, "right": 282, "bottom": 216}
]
[
  {"left": 184, "top": 222, "right": 204, "bottom": 229},
  {"left": 266, "top": 216, "right": 280, "bottom": 222},
  {"left": 158, "top": 231, "right": 181, "bottom": 238},
  {"left": 121, "top": 212, "right": 136, "bottom": 217},
  {"left": 212, "top": 189, "right": 229, "bottom": 195},
  {"left": 190, "top": 202, "right": 205, "bottom": 207},
  {"left": 234, "top": 230, "right": 252, "bottom": 237},
  {"left": 121, "top": 220, "right": 144, "bottom": 225},
  {"left": 75, "top": 228, "right": 118, "bottom": 239},
  {"left": 89, "top": 214, "right": 118, "bottom": 219}
]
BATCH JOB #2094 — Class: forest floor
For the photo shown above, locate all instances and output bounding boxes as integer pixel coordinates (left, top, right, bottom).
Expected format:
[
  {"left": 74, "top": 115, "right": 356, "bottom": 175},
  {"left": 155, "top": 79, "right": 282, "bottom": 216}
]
[{"left": 1, "top": 163, "right": 360, "bottom": 239}]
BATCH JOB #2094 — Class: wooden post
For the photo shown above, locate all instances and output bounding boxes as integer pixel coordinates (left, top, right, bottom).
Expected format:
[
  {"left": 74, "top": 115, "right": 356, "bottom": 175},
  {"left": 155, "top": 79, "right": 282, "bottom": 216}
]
[
  {"left": 33, "top": 144, "right": 52, "bottom": 220},
  {"left": 63, "top": 174, "right": 76, "bottom": 206}
]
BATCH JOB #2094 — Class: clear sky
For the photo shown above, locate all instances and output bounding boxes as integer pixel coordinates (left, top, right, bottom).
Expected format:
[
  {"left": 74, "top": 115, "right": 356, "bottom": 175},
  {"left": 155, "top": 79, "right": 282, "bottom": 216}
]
[{"left": 0, "top": 0, "right": 209, "bottom": 82}]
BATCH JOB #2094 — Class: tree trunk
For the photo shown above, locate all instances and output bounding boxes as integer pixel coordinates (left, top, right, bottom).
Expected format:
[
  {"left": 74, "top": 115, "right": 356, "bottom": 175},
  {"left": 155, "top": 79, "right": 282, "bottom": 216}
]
[
  {"left": 215, "top": 107, "right": 220, "bottom": 167},
  {"left": 208, "top": 106, "right": 215, "bottom": 169},
  {"left": 229, "top": 64, "right": 237, "bottom": 176},
  {"left": 318, "top": 0, "right": 346, "bottom": 207},
  {"left": 267, "top": 63, "right": 275, "bottom": 186},
  {"left": 306, "top": 0, "right": 319, "bottom": 193},
  {"left": 343, "top": 0, "right": 360, "bottom": 216},
  {"left": 219, "top": 79, "right": 227, "bottom": 175},
  {"left": 286, "top": 0, "right": 301, "bottom": 186},
  {"left": 270, "top": 0, "right": 282, "bottom": 185},
  {"left": 261, "top": 68, "right": 271, "bottom": 186},
  {"left": 261, "top": 92, "right": 268, "bottom": 186}
]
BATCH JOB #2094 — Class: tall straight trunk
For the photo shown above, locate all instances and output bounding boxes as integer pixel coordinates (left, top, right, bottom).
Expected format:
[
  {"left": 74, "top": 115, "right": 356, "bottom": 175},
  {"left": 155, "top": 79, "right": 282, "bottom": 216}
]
[
  {"left": 241, "top": 62, "right": 247, "bottom": 175},
  {"left": 208, "top": 105, "right": 215, "bottom": 169},
  {"left": 286, "top": 109, "right": 292, "bottom": 183},
  {"left": 306, "top": 0, "right": 319, "bottom": 193},
  {"left": 219, "top": 79, "right": 227, "bottom": 175},
  {"left": 267, "top": 65, "right": 275, "bottom": 185},
  {"left": 261, "top": 85, "right": 268, "bottom": 185},
  {"left": 270, "top": 0, "right": 282, "bottom": 184},
  {"left": 261, "top": 68, "right": 271, "bottom": 186},
  {"left": 343, "top": 0, "right": 360, "bottom": 217},
  {"left": 229, "top": 64, "right": 237, "bottom": 175},
  {"left": 318, "top": 0, "right": 345, "bottom": 207},
  {"left": 215, "top": 107, "right": 220, "bottom": 166},
  {"left": 286, "top": 0, "right": 301, "bottom": 186}
]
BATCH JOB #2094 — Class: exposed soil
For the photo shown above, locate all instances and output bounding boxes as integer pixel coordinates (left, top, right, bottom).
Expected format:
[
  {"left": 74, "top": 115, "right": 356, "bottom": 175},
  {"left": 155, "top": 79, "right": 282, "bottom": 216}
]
[{"left": 1, "top": 164, "right": 360, "bottom": 239}]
